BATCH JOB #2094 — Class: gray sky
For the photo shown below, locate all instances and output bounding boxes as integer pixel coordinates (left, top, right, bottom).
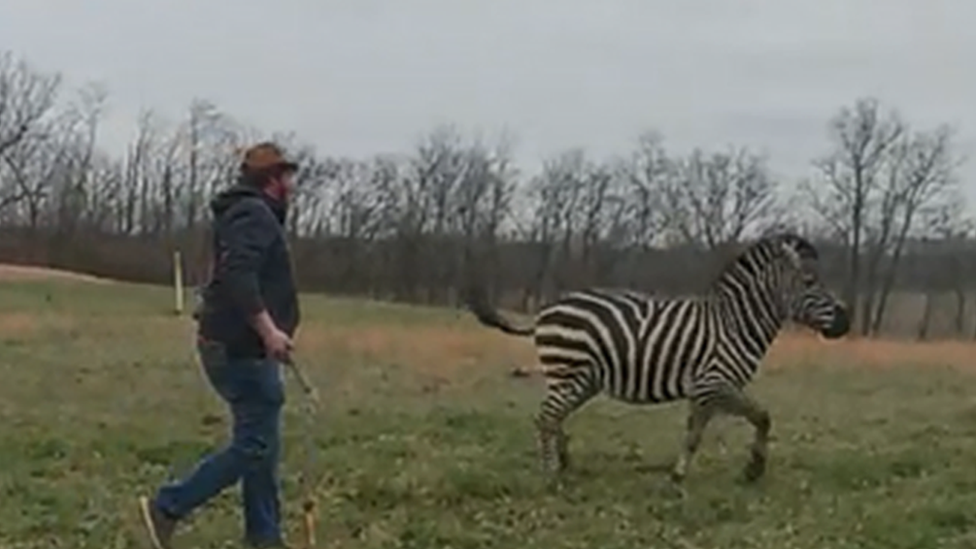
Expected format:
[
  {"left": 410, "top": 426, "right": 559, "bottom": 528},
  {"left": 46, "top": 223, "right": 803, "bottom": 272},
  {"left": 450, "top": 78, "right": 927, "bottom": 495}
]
[{"left": 2, "top": 0, "right": 974, "bottom": 202}]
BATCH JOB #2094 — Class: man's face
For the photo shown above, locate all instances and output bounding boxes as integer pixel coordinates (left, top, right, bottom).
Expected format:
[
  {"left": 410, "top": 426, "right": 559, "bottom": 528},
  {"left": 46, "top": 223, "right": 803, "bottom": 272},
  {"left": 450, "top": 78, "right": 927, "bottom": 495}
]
[
  {"left": 266, "top": 170, "right": 297, "bottom": 203},
  {"left": 280, "top": 171, "right": 297, "bottom": 198}
]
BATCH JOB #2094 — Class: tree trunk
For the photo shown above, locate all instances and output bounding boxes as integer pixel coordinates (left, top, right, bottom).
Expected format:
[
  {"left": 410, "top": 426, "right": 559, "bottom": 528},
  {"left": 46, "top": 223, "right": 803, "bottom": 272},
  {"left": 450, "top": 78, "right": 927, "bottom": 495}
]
[
  {"left": 953, "top": 289, "right": 966, "bottom": 337},
  {"left": 917, "top": 291, "right": 936, "bottom": 341}
]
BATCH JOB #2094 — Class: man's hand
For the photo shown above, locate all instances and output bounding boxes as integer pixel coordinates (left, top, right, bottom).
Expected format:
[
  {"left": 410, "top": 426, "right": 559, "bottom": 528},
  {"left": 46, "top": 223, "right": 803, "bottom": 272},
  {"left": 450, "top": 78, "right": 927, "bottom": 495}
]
[
  {"left": 251, "top": 310, "right": 294, "bottom": 362},
  {"left": 263, "top": 327, "right": 294, "bottom": 362}
]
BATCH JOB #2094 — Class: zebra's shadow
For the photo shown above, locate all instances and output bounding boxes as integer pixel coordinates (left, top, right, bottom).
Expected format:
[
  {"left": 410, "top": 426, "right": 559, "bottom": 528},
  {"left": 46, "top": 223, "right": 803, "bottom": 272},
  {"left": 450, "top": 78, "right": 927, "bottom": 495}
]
[
  {"left": 566, "top": 448, "right": 676, "bottom": 479},
  {"left": 561, "top": 437, "right": 760, "bottom": 490},
  {"left": 547, "top": 455, "right": 688, "bottom": 501}
]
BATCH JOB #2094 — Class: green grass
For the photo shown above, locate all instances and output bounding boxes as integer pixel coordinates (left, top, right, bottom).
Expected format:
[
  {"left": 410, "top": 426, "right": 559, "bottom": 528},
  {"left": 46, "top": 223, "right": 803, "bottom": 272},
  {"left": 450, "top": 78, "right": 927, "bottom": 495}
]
[{"left": 3, "top": 279, "right": 976, "bottom": 548}]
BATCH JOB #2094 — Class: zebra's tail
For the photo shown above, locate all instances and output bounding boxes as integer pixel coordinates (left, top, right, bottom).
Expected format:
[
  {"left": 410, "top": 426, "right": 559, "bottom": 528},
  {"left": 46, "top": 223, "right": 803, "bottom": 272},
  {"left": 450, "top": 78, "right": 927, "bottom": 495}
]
[{"left": 463, "top": 285, "right": 535, "bottom": 337}]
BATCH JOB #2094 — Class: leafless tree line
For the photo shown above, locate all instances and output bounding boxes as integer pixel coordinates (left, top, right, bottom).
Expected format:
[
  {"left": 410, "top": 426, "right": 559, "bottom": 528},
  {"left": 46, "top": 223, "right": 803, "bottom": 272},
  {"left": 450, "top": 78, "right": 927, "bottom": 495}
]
[{"left": 0, "top": 50, "right": 973, "bottom": 340}]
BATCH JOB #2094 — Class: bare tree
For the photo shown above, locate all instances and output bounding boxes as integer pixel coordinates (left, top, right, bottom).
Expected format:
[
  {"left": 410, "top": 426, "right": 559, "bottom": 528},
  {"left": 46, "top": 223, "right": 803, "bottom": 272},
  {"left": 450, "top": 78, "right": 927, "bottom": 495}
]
[
  {"left": 801, "top": 97, "right": 905, "bottom": 332},
  {"left": 0, "top": 118, "right": 67, "bottom": 226},
  {"left": 524, "top": 148, "right": 599, "bottom": 301},
  {"left": 867, "top": 125, "right": 961, "bottom": 334},
  {"left": 914, "top": 201, "right": 972, "bottom": 340},
  {"left": 802, "top": 98, "right": 962, "bottom": 335},
  {"left": 179, "top": 99, "right": 248, "bottom": 232},
  {"left": 0, "top": 52, "right": 62, "bottom": 215},
  {"left": 450, "top": 135, "right": 518, "bottom": 304},
  {"left": 0, "top": 51, "right": 61, "bottom": 158},
  {"left": 121, "top": 109, "right": 163, "bottom": 235},
  {"left": 2, "top": 50, "right": 974, "bottom": 341},
  {"left": 659, "top": 145, "right": 779, "bottom": 250},
  {"left": 618, "top": 132, "right": 670, "bottom": 250},
  {"left": 29, "top": 82, "right": 108, "bottom": 240}
]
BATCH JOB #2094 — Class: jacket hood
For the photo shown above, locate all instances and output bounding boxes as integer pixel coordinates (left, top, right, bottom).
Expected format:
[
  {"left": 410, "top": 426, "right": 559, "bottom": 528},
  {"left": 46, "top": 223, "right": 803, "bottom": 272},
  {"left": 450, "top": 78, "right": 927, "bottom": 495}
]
[{"left": 209, "top": 179, "right": 287, "bottom": 223}]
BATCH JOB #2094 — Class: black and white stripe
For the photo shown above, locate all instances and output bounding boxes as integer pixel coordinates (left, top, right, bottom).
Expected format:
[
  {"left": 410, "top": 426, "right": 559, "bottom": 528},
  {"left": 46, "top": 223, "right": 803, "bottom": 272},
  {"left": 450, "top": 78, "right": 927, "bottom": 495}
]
[{"left": 466, "top": 233, "right": 850, "bottom": 483}]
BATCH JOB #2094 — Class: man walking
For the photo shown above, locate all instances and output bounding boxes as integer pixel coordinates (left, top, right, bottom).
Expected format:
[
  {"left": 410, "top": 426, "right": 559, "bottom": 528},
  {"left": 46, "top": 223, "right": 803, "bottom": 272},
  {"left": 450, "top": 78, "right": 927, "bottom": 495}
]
[{"left": 139, "top": 142, "right": 302, "bottom": 548}]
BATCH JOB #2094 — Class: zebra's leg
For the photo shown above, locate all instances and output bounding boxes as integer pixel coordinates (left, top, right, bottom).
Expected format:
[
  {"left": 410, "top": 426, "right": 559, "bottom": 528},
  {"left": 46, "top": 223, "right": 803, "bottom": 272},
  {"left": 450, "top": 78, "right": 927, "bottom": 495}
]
[
  {"left": 670, "top": 399, "right": 717, "bottom": 484},
  {"left": 535, "top": 374, "right": 598, "bottom": 476},
  {"left": 713, "top": 386, "right": 772, "bottom": 482},
  {"left": 555, "top": 427, "right": 570, "bottom": 471}
]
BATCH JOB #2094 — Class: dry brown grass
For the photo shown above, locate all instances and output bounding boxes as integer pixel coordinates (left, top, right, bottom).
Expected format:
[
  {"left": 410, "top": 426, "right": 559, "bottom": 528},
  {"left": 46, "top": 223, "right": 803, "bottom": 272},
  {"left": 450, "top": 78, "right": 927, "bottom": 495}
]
[
  {"left": 0, "top": 312, "right": 78, "bottom": 339},
  {"left": 297, "top": 320, "right": 976, "bottom": 383},
  {"left": 0, "top": 263, "right": 112, "bottom": 283},
  {"left": 300, "top": 325, "right": 530, "bottom": 375},
  {"left": 767, "top": 331, "right": 976, "bottom": 370},
  {"left": 0, "top": 312, "right": 46, "bottom": 336}
]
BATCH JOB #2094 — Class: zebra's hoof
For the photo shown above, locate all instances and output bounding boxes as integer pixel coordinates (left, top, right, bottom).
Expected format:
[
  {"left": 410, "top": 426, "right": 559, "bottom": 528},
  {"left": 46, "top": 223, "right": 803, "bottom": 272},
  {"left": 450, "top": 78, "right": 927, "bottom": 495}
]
[
  {"left": 543, "top": 475, "right": 566, "bottom": 492},
  {"left": 742, "top": 455, "right": 767, "bottom": 483},
  {"left": 662, "top": 477, "right": 688, "bottom": 499},
  {"left": 669, "top": 469, "right": 685, "bottom": 485}
]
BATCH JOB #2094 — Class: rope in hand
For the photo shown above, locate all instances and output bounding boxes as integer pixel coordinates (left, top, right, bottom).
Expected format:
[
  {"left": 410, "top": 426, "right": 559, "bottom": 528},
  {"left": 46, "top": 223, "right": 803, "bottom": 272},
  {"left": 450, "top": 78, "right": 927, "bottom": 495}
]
[{"left": 282, "top": 356, "right": 321, "bottom": 549}]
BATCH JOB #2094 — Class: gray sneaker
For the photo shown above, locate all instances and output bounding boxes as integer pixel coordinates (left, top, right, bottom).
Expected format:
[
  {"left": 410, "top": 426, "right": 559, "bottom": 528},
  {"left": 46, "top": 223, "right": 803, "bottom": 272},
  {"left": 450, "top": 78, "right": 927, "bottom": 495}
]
[{"left": 137, "top": 496, "right": 177, "bottom": 549}]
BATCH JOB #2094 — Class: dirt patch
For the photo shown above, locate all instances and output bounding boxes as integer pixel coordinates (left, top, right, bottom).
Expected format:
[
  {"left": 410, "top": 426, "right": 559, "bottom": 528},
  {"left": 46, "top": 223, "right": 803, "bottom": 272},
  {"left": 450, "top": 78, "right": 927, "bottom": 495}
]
[{"left": 0, "top": 264, "right": 113, "bottom": 284}]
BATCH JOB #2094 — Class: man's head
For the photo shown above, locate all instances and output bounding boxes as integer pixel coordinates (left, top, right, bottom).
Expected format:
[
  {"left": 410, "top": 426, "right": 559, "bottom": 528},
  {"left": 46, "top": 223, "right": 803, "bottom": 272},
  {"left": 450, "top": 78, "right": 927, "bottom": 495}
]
[{"left": 239, "top": 142, "right": 299, "bottom": 203}]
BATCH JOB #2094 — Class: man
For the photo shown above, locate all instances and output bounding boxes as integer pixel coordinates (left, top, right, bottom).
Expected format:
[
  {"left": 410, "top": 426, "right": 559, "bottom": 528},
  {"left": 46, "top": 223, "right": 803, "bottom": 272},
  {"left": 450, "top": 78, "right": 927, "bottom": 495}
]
[{"left": 139, "top": 142, "right": 302, "bottom": 549}]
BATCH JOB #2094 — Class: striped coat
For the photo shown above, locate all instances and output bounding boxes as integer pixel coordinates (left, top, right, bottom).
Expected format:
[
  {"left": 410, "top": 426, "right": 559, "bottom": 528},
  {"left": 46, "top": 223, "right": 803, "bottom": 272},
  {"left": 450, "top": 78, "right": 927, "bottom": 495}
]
[{"left": 466, "top": 233, "right": 850, "bottom": 483}]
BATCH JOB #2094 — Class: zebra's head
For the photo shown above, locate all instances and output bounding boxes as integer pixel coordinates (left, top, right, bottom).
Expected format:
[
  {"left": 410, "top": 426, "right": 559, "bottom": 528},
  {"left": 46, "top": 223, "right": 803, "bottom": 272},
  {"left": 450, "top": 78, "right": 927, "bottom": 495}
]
[{"left": 771, "top": 234, "right": 850, "bottom": 339}]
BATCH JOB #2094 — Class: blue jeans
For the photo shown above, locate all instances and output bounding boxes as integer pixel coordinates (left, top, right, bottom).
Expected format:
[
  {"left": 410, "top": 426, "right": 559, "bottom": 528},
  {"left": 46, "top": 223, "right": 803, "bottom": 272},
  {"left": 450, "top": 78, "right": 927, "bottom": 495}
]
[{"left": 154, "top": 339, "right": 285, "bottom": 545}]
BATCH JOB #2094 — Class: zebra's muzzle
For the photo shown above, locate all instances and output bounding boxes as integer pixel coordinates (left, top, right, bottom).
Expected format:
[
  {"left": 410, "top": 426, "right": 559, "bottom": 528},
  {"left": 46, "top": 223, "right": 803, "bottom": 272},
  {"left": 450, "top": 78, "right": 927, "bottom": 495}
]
[{"left": 821, "top": 304, "right": 850, "bottom": 339}]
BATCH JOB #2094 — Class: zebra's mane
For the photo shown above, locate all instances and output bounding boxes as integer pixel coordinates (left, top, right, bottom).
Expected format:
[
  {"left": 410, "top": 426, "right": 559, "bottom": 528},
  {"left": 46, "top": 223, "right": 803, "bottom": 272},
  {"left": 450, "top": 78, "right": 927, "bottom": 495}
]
[{"left": 710, "top": 233, "right": 819, "bottom": 291}]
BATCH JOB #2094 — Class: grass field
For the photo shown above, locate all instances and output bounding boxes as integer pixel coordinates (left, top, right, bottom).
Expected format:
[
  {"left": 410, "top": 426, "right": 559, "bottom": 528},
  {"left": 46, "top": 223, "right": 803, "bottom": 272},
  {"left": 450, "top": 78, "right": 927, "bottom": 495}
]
[{"left": 4, "top": 274, "right": 976, "bottom": 548}]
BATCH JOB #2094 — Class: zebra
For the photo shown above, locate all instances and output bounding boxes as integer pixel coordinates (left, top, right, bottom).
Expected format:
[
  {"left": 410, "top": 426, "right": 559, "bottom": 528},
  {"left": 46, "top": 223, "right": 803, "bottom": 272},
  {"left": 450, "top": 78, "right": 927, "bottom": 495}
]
[{"left": 464, "top": 233, "right": 850, "bottom": 484}]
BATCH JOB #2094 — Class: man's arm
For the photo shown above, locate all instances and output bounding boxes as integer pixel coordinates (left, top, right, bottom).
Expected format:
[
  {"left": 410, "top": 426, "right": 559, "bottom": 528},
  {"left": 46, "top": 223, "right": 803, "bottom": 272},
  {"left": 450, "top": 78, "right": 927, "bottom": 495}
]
[
  {"left": 221, "top": 200, "right": 277, "bottom": 333},
  {"left": 249, "top": 309, "right": 279, "bottom": 341}
]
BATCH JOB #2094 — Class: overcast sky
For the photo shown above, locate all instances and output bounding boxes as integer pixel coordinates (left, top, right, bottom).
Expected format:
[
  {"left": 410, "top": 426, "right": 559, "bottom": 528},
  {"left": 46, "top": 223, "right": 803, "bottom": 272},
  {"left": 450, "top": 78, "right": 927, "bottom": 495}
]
[{"left": 1, "top": 0, "right": 973, "bottom": 202}]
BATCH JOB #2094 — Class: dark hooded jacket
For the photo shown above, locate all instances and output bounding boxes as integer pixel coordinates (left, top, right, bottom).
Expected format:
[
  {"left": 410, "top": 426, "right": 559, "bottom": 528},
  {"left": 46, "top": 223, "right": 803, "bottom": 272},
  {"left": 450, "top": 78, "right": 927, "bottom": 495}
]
[{"left": 197, "top": 182, "right": 300, "bottom": 359}]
